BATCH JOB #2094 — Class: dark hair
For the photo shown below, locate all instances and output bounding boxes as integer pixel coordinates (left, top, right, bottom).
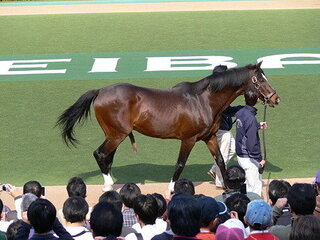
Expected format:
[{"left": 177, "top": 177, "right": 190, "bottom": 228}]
[
  {"left": 133, "top": 194, "right": 158, "bottom": 225},
  {"left": 287, "top": 183, "right": 316, "bottom": 215},
  {"left": 213, "top": 65, "right": 228, "bottom": 73},
  {"left": 90, "top": 202, "right": 123, "bottom": 237},
  {"left": 6, "top": 220, "right": 23, "bottom": 240},
  {"left": 268, "top": 180, "right": 291, "bottom": 205},
  {"left": 27, "top": 199, "right": 56, "bottom": 234},
  {"left": 66, "top": 177, "right": 87, "bottom": 198},
  {"left": 63, "top": 196, "right": 89, "bottom": 223},
  {"left": 119, "top": 182, "right": 141, "bottom": 208},
  {"left": 224, "top": 165, "right": 246, "bottom": 190},
  {"left": 0, "top": 199, "right": 3, "bottom": 213},
  {"left": 174, "top": 178, "right": 195, "bottom": 195},
  {"left": 152, "top": 193, "right": 167, "bottom": 218},
  {"left": 289, "top": 215, "right": 320, "bottom": 240},
  {"left": 23, "top": 181, "right": 43, "bottom": 198},
  {"left": 212, "top": 212, "right": 231, "bottom": 233},
  {"left": 244, "top": 87, "right": 259, "bottom": 106},
  {"left": 168, "top": 193, "right": 201, "bottom": 237},
  {"left": 225, "top": 193, "right": 250, "bottom": 224},
  {"left": 99, "top": 190, "right": 123, "bottom": 211}
]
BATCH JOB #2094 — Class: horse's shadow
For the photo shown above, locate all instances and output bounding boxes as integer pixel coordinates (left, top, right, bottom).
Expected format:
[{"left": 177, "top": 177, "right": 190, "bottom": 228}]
[
  {"left": 78, "top": 163, "right": 213, "bottom": 185},
  {"left": 78, "top": 160, "right": 283, "bottom": 185}
]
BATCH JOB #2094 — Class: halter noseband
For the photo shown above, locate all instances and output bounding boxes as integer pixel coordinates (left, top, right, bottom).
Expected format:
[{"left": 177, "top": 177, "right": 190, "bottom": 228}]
[{"left": 251, "top": 76, "right": 277, "bottom": 104}]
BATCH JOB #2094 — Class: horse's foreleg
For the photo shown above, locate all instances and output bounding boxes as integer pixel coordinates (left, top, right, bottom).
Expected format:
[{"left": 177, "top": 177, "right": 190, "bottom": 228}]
[
  {"left": 170, "top": 139, "right": 196, "bottom": 192},
  {"left": 93, "top": 137, "right": 124, "bottom": 191},
  {"left": 205, "top": 136, "right": 227, "bottom": 188}
]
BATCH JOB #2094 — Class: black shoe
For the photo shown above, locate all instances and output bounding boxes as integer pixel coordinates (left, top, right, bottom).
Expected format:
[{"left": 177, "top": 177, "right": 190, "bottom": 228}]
[{"left": 258, "top": 164, "right": 265, "bottom": 174}]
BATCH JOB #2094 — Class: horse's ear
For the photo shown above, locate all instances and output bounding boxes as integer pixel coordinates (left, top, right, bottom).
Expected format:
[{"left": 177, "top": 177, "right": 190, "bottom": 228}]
[{"left": 256, "top": 61, "right": 263, "bottom": 69}]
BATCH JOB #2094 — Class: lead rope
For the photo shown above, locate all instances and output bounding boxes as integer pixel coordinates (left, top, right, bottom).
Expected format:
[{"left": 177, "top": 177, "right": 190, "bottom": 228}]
[
  {"left": 262, "top": 103, "right": 267, "bottom": 161},
  {"left": 262, "top": 102, "right": 272, "bottom": 200}
]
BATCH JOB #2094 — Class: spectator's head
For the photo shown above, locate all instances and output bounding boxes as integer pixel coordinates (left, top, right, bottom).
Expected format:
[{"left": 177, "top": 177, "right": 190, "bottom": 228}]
[
  {"left": 90, "top": 202, "right": 123, "bottom": 238},
  {"left": 216, "top": 218, "right": 246, "bottom": 240},
  {"left": 99, "top": 190, "right": 123, "bottom": 211},
  {"left": 168, "top": 193, "right": 201, "bottom": 237},
  {"left": 21, "top": 193, "right": 38, "bottom": 212},
  {"left": 6, "top": 220, "right": 23, "bottom": 240},
  {"left": 225, "top": 193, "right": 250, "bottom": 225},
  {"left": 66, "top": 177, "right": 86, "bottom": 198},
  {"left": 151, "top": 193, "right": 167, "bottom": 218},
  {"left": 63, "top": 196, "right": 89, "bottom": 224},
  {"left": 287, "top": 183, "right": 316, "bottom": 216},
  {"left": 23, "top": 181, "right": 43, "bottom": 198},
  {"left": 244, "top": 87, "right": 259, "bottom": 106},
  {"left": 244, "top": 200, "right": 272, "bottom": 231},
  {"left": 213, "top": 65, "right": 228, "bottom": 73},
  {"left": 224, "top": 166, "right": 246, "bottom": 191},
  {"left": 268, "top": 180, "right": 291, "bottom": 205},
  {"left": 173, "top": 178, "right": 195, "bottom": 195},
  {"left": 198, "top": 196, "right": 227, "bottom": 230},
  {"left": 119, "top": 182, "right": 141, "bottom": 208},
  {"left": 289, "top": 215, "right": 320, "bottom": 240},
  {"left": 27, "top": 199, "right": 56, "bottom": 234},
  {"left": 21, "top": 193, "right": 38, "bottom": 221},
  {"left": 133, "top": 194, "right": 158, "bottom": 225}
]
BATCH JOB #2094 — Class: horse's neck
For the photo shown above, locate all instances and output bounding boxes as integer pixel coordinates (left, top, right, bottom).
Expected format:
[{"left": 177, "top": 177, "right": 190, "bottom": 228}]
[{"left": 210, "top": 86, "right": 245, "bottom": 110}]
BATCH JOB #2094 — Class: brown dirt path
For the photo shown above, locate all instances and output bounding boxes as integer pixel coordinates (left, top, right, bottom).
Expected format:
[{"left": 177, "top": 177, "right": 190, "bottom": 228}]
[{"left": 0, "top": 0, "right": 319, "bottom": 15}]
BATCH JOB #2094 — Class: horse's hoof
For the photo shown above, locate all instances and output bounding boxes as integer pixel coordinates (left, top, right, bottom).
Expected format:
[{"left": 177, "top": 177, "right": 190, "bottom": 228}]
[
  {"left": 102, "top": 185, "right": 113, "bottom": 192},
  {"left": 168, "top": 180, "right": 175, "bottom": 193}
]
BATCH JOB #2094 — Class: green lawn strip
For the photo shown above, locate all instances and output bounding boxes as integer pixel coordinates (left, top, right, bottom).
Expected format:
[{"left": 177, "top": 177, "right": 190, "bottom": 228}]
[
  {"left": 0, "top": 10, "right": 319, "bottom": 55},
  {"left": 1, "top": 74, "right": 319, "bottom": 186}
]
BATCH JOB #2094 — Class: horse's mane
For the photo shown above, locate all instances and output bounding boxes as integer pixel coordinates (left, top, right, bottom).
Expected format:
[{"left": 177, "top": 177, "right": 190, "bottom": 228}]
[{"left": 172, "top": 64, "right": 255, "bottom": 95}]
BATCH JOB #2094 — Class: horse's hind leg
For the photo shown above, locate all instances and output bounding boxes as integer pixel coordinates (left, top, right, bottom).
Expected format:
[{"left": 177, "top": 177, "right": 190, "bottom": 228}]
[
  {"left": 205, "top": 136, "right": 227, "bottom": 188},
  {"left": 93, "top": 137, "right": 125, "bottom": 191}
]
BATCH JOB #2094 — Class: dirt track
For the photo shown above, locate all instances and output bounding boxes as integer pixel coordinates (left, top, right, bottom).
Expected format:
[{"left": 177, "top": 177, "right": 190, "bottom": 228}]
[
  {"left": 0, "top": 0, "right": 319, "bottom": 15},
  {"left": 0, "top": 0, "right": 318, "bottom": 209}
]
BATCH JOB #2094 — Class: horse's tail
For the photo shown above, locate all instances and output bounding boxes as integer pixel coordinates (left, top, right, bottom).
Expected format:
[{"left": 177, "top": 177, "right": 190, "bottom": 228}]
[
  {"left": 56, "top": 89, "right": 99, "bottom": 147},
  {"left": 129, "top": 132, "right": 138, "bottom": 154}
]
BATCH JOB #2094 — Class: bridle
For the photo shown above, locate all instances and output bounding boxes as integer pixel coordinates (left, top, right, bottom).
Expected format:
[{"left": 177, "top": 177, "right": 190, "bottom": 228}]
[{"left": 251, "top": 75, "right": 277, "bottom": 105}]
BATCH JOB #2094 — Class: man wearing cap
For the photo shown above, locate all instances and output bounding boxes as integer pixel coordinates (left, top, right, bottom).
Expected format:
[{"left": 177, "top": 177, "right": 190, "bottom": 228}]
[
  {"left": 196, "top": 196, "right": 227, "bottom": 240},
  {"left": 235, "top": 87, "right": 267, "bottom": 196},
  {"left": 215, "top": 218, "right": 247, "bottom": 240},
  {"left": 244, "top": 200, "right": 279, "bottom": 240},
  {"left": 313, "top": 171, "right": 320, "bottom": 218}
]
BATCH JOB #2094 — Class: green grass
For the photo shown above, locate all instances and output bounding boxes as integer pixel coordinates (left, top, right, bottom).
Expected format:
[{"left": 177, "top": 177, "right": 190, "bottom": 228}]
[{"left": 0, "top": 9, "right": 319, "bottom": 186}]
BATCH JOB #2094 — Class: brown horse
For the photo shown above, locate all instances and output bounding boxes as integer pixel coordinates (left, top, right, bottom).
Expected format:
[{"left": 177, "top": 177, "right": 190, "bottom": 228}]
[{"left": 57, "top": 62, "right": 280, "bottom": 191}]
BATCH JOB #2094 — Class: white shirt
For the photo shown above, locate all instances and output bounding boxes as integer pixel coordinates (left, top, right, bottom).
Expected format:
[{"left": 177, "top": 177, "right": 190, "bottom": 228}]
[
  {"left": 126, "top": 224, "right": 162, "bottom": 240},
  {"left": 64, "top": 226, "right": 94, "bottom": 240}
]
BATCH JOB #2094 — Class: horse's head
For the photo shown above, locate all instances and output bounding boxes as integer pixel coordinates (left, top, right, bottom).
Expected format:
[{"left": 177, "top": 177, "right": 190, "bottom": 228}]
[{"left": 249, "top": 62, "right": 280, "bottom": 107}]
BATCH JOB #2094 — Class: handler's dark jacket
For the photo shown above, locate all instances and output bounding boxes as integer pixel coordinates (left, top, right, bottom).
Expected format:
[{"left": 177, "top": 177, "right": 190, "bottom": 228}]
[
  {"left": 219, "top": 106, "right": 243, "bottom": 131},
  {"left": 235, "top": 105, "right": 262, "bottom": 162}
]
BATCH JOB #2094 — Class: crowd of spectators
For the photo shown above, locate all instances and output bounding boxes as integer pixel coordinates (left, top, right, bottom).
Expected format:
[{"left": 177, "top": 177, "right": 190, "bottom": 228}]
[{"left": 0, "top": 169, "right": 319, "bottom": 240}]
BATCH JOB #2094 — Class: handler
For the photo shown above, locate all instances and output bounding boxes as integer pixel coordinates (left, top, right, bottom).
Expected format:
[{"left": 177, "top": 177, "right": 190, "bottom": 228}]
[
  {"left": 235, "top": 87, "right": 267, "bottom": 196},
  {"left": 208, "top": 105, "right": 243, "bottom": 188}
]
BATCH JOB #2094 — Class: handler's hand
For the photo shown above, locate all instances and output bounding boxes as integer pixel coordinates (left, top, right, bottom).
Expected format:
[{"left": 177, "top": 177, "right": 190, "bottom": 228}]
[{"left": 260, "top": 122, "right": 268, "bottom": 130}]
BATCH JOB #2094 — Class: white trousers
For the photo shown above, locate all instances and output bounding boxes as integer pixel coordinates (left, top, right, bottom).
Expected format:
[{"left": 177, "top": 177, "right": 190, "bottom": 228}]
[
  {"left": 237, "top": 156, "right": 262, "bottom": 196},
  {"left": 210, "top": 130, "right": 236, "bottom": 187}
]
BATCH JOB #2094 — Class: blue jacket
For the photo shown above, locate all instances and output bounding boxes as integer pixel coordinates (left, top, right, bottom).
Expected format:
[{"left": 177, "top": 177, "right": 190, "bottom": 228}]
[
  {"left": 219, "top": 106, "right": 243, "bottom": 131},
  {"left": 235, "top": 105, "right": 262, "bottom": 162}
]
